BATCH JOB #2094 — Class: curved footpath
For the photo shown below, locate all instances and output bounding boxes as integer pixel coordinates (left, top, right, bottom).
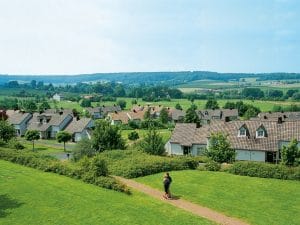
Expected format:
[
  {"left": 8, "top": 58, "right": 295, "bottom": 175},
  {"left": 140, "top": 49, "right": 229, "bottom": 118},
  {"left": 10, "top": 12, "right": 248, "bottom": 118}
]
[{"left": 116, "top": 176, "right": 250, "bottom": 225}]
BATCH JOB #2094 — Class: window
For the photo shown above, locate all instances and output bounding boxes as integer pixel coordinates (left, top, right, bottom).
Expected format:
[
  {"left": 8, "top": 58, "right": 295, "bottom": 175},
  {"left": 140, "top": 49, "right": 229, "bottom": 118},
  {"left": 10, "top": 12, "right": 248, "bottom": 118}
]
[
  {"left": 238, "top": 128, "right": 246, "bottom": 137},
  {"left": 256, "top": 129, "right": 264, "bottom": 138}
]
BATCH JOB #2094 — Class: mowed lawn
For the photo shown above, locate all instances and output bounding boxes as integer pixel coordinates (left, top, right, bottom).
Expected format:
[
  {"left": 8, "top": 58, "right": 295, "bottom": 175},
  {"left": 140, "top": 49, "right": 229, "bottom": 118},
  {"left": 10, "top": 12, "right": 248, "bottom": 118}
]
[
  {"left": 136, "top": 170, "right": 300, "bottom": 225},
  {"left": 0, "top": 160, "right": 215, "bottom": 225}
]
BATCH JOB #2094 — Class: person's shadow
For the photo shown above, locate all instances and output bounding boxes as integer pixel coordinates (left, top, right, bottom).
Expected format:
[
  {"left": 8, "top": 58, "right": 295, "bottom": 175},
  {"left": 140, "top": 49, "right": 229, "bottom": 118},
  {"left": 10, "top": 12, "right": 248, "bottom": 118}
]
[
  {"left": 0, "top": 194, "right": 24, "bottom": 218},
  {"left": 169, "top": 195, "right": 181, "bottom": 200}
]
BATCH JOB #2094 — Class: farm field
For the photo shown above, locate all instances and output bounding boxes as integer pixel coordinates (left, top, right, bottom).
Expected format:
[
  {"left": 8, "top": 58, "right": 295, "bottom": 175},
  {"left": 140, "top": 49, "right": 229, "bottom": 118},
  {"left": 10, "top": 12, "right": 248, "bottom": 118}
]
[
  {"left": 46, "top": 97, "right": 300, "bottom": 112},
  {"left": 136, "top": 170, "right": 300, "bottom": 225},
  {"left": 0, "top": 160, "right": 215, "bottom": 225}
]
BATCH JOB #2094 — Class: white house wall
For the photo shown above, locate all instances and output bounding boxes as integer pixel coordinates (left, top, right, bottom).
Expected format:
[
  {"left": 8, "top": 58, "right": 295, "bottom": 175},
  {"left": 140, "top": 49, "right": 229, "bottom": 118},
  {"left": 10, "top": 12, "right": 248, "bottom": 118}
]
[
  {"left": 236, "top": 149, "right": 265, "bottom": 162},
  {"left": 170, "top": 143, "right": 183, "bottom": 155}
]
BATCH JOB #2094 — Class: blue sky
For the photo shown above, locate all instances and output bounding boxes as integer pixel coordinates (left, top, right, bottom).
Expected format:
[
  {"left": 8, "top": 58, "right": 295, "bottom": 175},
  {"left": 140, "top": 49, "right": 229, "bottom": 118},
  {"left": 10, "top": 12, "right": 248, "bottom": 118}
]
[{"left": 0, "top": 0, "right": 299, "bottom": 74}]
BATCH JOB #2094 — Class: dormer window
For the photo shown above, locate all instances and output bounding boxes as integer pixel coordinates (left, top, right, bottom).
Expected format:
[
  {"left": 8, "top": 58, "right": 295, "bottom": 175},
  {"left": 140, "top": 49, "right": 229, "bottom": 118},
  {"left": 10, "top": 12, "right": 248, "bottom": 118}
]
[
  {"left": 238, "top": 127, "right": 247, "bottom": 137},
  {"left": 256, "top": 125, "right": 267, "bottom": 138},
  {"left": 238, "top": 124, "right": 249, "bottom": 137}
]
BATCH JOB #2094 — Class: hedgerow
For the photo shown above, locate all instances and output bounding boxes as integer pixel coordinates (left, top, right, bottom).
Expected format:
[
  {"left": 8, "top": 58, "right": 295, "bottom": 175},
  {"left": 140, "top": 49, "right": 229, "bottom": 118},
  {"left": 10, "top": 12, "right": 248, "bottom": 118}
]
[{"left": 227, "top": 161, "right": 300, "bottom": 180}]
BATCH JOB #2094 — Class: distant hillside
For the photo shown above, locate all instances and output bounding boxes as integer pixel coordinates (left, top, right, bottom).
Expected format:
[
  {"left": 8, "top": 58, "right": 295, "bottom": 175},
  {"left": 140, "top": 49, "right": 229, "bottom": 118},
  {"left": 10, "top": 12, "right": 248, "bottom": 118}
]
[{"left": 1, "top": 71, "right": 300, "bottom": 85}]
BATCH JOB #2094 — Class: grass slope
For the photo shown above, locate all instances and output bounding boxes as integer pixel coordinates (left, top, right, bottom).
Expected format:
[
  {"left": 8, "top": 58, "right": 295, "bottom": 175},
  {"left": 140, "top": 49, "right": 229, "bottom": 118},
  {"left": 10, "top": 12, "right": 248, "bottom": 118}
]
[
  {"left": 0, "top": 160, "right": 215, "bottom": 225},
  {"left": 136, "top": 170, "right": 300, "bottom": 225}
]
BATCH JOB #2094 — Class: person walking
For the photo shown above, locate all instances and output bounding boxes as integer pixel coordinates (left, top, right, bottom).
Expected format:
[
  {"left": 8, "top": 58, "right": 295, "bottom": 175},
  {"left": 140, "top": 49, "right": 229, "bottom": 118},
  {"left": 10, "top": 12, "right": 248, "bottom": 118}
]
[{"left": 163, "top": 172, "right": 172, "bottom": 199}]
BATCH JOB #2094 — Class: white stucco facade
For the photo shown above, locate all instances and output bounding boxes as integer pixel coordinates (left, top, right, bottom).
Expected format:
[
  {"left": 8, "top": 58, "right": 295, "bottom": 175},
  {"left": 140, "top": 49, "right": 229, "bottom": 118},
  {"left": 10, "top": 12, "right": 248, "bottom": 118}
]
[{"left": 235, "top": 149, "right": 265, "bottom": 162}]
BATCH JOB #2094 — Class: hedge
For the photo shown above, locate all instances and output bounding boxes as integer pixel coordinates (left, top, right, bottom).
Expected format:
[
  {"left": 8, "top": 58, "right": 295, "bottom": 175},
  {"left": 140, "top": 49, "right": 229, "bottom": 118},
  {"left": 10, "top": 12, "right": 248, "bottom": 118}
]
[
  {"left": 98, "top": 149, "right": 200, "bottom": 178},
  {"left": 0, "top": 147, "right": 130, "bottom": 194},
  {"left": 227, "top": 161, "right": 300, "bottom": 181}
]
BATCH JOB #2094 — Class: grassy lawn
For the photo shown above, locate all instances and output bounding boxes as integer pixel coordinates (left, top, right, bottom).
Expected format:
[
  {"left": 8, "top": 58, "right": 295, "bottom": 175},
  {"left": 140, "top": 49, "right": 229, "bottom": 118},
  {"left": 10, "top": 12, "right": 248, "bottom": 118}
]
[
  {"left": 122, "top": 129, "right": 172, "bottom": 145},
  {"left": 0, "top": 160, "right": 215, "bottom": 225},
  {"left": 136, "top": 170, "right": 300, "bottom": 225}
]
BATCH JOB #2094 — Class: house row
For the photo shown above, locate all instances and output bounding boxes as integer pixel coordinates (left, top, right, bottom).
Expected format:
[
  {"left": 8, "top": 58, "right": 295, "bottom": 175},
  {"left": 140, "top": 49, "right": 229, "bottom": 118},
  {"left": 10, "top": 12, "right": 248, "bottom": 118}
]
[
  {"left": 166, "top": 118, "right": 300, "bottom": 162},
  {"left": 5, "top": 110, "right": 93, "bottom": 142}
]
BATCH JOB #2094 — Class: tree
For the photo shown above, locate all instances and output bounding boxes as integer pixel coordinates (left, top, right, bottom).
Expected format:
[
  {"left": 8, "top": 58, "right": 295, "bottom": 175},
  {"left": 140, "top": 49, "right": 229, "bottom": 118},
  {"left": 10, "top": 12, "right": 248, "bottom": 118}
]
[
  {"left": 128, "top": 131, "right": 139, "bottom": 141},
  {"left": 22, "top": 100, "right": 37, "bottom": 113},
  {"left": 281, "top": 139, "right": 300, "bottom": 166},
  {"left": 175, "top": 103, "right": 182, "bottom": 110},
  {"left": 159, "top": 107, "right": 169, "bottom": 124},
  {"left": 31, "top": 80, "right": 37, "bottom": 88},
  {"left": 268, "top": 90, "right": 283, "bottom": 99},
  {"left": 206, "top": 132, "right": 235, "bottom": 163},
  {"left": 244, "top": 106, "right": 260, "bottom": 119},
  {"left": 140, "top": 126, "right": 165, "bottom": 155},
  {"left": 80, "top": 99, "right": 92, "bottom": 107},
  {"left": 92, "top": 120, "right": 125, "bottom": 151},
  {"left": 0, "top": 111, "right": 8, "bottom": 121},
  {"left": 205, "top": 99, "right": 219, "bottom": 109},
  {"left": 25, "top": 130, "right": 40, "bottom": 151},
  {"left": 286, "top": 89, "right": 298, "bottom": 98},
  {"left": 72, "top": 138, "right": 95, "bottom": 161},
  {"left": 184, "top": 105, "right": 200, "bottom": 124},
  {"left": 0, "top": 121, "right": 15, "bottom": 142},
  {"left": 242, "top": 88, "right": 264, "bottom": 99},
  {"left": 56, "top": 131, "right": 72, "bottom": 152},
  {"left": 117, "top": 99, "right": 127, "bottom": 110},
  {"left": 144, "top": 108, "right": 151, "bottom": 120},
  {"left": 223, "top": 101, "right": 236, "bottom": 109},
  {"left": 38, "top": 101, "right": 51, "bottom": 112}
]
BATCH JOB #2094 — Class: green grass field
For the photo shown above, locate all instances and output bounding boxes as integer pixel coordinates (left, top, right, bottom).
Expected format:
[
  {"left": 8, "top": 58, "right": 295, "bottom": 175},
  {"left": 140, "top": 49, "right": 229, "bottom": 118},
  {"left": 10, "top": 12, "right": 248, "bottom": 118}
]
[
  {"left": 136, "top": 170, "right": 300, "bottom": 225},
  {"left": 121, "top": 129, "right": 172, "bottom": 145},
  {"left": 0, "top": 160, "right": 215, "bottom": 225},
  {"left": 49, "top": 97, "right": 300, "bottom": 112}
]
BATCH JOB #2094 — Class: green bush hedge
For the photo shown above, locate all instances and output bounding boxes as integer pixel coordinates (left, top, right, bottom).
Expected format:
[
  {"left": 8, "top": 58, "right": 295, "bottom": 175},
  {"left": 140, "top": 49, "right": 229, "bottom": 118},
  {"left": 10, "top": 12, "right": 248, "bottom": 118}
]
[
  {"left": 227, "top": 161, "right": 300, "bottom": 180},
  {"left": 0, "top": 147, "right": 130, "bottom": 194},
  {"left": 97, "top": 149, "right": 199, "bottom": 178}
]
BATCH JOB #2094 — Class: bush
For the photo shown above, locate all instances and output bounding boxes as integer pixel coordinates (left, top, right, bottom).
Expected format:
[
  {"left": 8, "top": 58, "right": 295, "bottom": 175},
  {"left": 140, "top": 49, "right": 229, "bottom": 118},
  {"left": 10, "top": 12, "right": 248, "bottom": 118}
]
[
  {"left": 128, "top": 131, "right": 139, "bottom": 141},
  {"left": 98, "top": 149, "right": 199, "bottom": 178},
  {"left": 7, "top": 139, "right": 25, "bottom": 150},
  {"left": 228, "top": 161, "right": 300, "bottom": 180},
  {"left": 204, "top": 161, "right": 221, "bottom": 171}
]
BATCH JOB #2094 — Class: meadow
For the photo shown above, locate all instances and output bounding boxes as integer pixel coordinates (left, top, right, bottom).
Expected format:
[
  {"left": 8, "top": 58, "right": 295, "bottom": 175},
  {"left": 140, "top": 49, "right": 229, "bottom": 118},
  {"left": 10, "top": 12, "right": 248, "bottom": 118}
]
[
  {"left": 49, "top": 97, "right": 300, "bottom": 112},
  {"left": 0, "top": 160, "right": 215, "bottom": 225},
  {"left": 136, "top": 170, "right": 300, "bottom": 225}
]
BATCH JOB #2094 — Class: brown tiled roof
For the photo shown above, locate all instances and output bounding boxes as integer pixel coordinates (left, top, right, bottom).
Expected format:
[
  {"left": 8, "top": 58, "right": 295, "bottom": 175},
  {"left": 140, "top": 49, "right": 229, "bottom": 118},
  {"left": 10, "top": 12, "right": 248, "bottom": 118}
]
[
  {"left": 100, "top": 105, "right": 122, "bottom": 114},
  {"left": 169, "top": 109, "right": 185, "bottom": 120},
  {"left": 85, "top": 107, "right": 100, "bottom": 114},
  {"left": 170, "top": 120, "right": 300, "bottom": 152},
  {"left": 128, "top": 110, "right": 144, "bottom": 120},
  {"left": 7, "top": 112, "right": 32, "bottom": 125},
  {"left": 28, "top": 113, "right": 72, "bottom": 132},
  {"left": 197, "top": 109, "right": 238, "bottom": 120},
  {"left": 108, "top": 111, "right": 129, "bottom": 124},
  {"left": 258, "top": 111, "right": 300, "bottom": 121},
  {"left": 65, "top": 118, "right": 93, "bottom": 134},
  {"left": 169, "top": 123, "right": 200, "bottom": 146}
]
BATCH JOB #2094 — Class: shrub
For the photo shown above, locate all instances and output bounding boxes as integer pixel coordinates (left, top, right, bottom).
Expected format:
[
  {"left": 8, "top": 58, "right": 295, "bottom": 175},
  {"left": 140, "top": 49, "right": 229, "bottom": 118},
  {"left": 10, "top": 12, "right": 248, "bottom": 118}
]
[
  {"left": 7, "top": 138, "right": 25, "bottom": 150},
  {"left": 204, "top": 161, "right": 221, "bottom": 171},
  {"left": 128, "top": 131, "right": 139, "bottom": 141},
  {"left": 228, "top": 161, "right": 300, "bottom": 180},
  {"left": 98, "top": 149, "right": 199, "bottom": 178}
]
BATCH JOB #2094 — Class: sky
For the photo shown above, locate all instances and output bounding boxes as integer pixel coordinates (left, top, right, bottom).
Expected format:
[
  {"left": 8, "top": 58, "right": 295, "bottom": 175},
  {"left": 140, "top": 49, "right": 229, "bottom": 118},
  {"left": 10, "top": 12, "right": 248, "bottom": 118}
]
[{"left": 0, "top": 0, "right": 299, "bottom": 75}]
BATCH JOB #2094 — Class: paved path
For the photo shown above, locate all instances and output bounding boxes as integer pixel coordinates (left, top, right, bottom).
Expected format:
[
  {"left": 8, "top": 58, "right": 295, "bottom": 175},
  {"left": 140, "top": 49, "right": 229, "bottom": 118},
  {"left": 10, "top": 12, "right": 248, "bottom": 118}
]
[{"left": 116, "top": 177, "right": 250, "bottom": 225}]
